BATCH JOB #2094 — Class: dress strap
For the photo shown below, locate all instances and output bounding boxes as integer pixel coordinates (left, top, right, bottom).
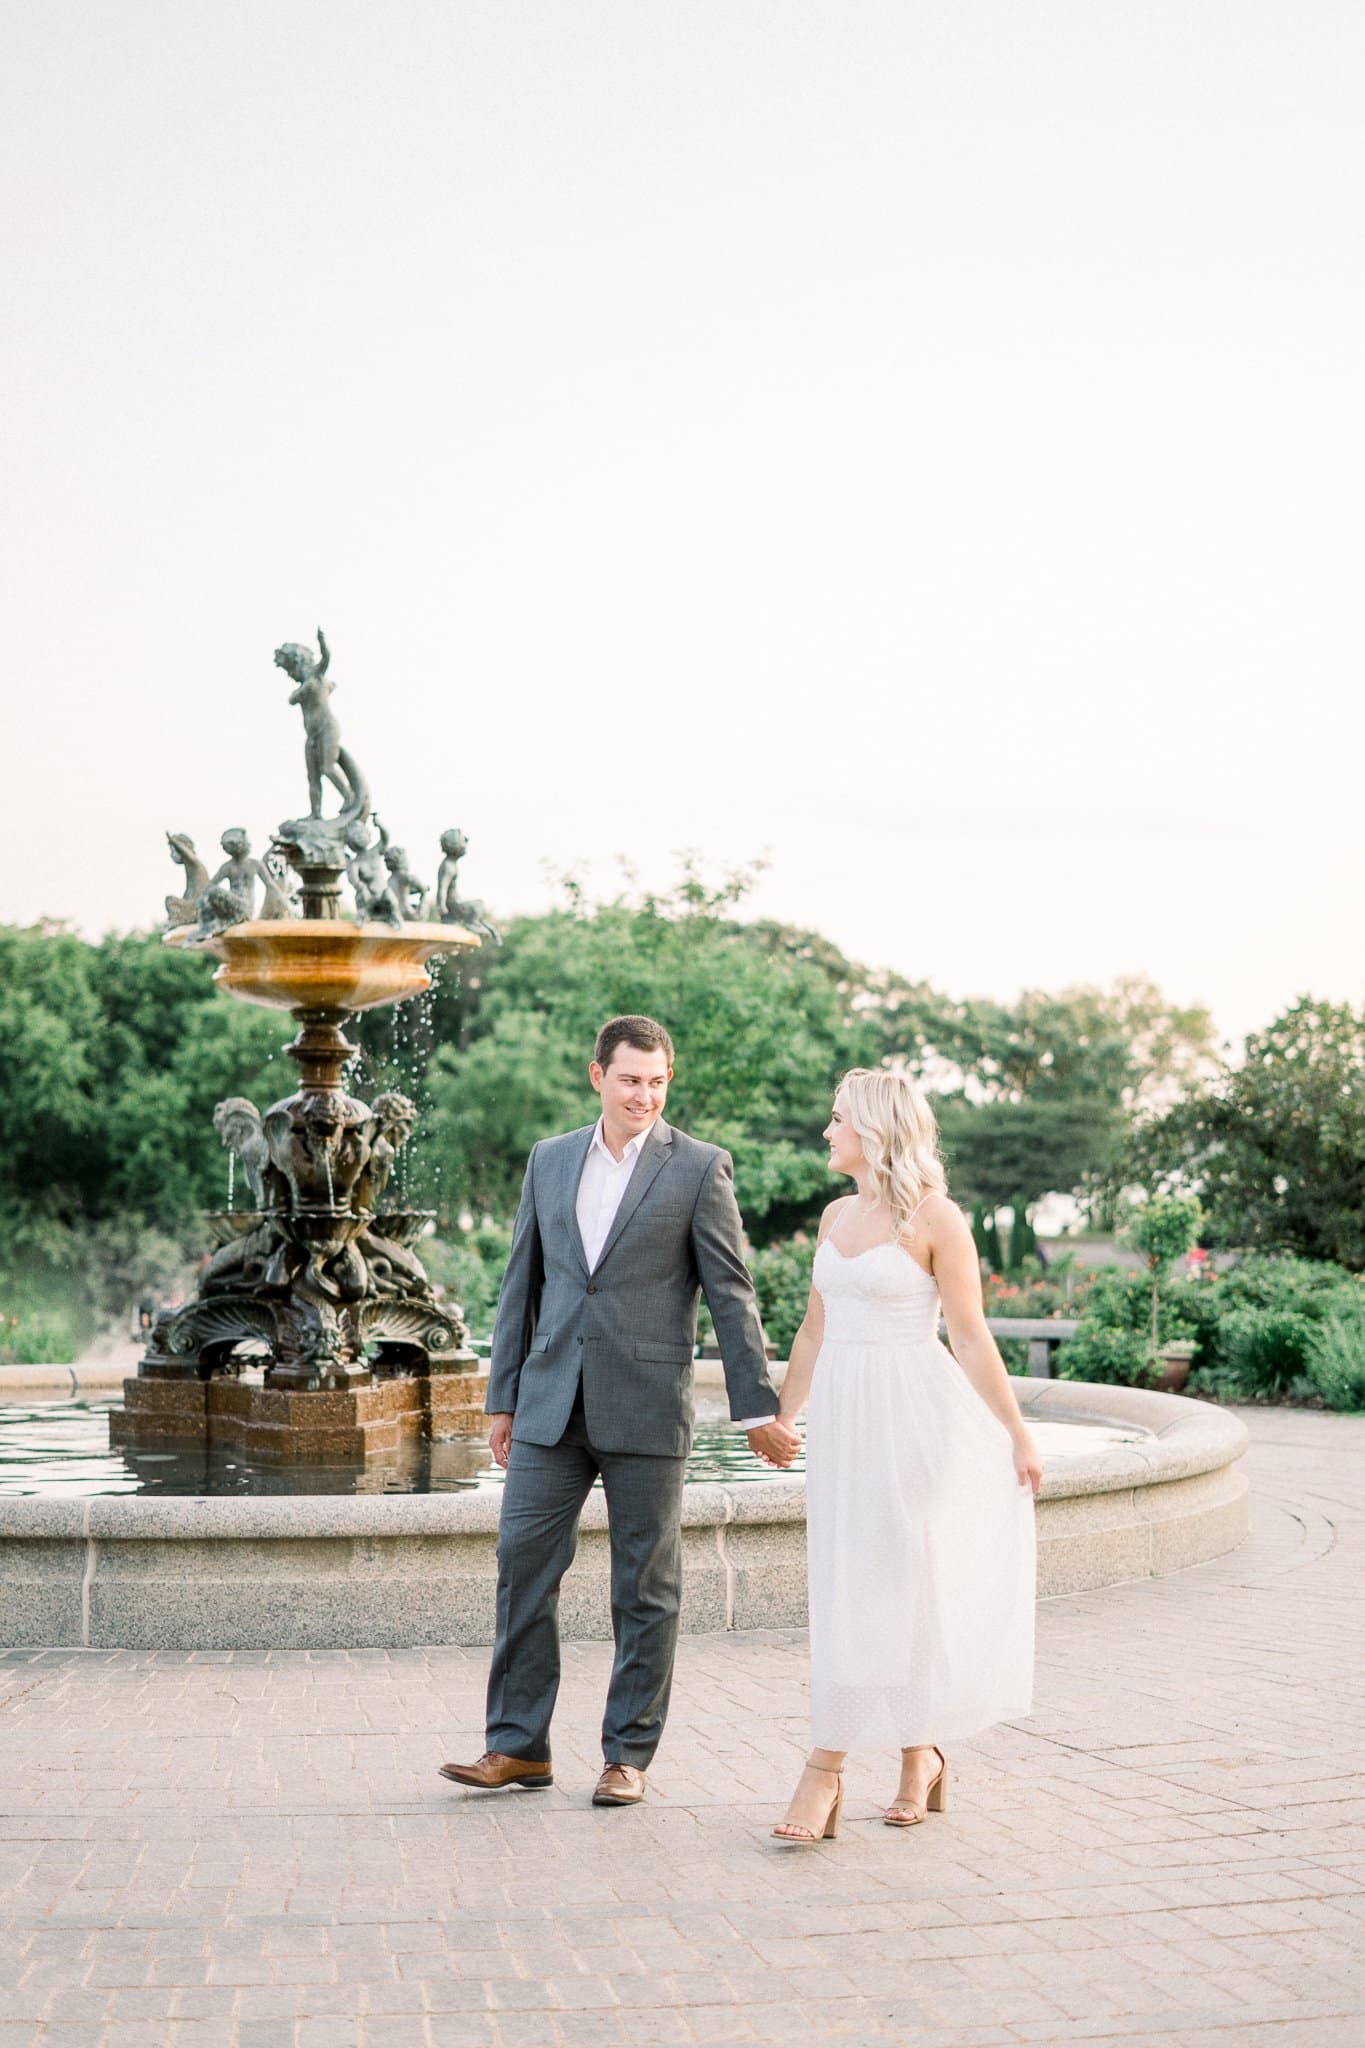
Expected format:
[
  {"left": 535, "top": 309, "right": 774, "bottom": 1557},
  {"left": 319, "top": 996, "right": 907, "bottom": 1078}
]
[
  {"left": 900, "top": 1191, "right": 936, "bottom": 1234},
  {"left": 824, "top": 1198, "right": 855, "bottom": 1247}
]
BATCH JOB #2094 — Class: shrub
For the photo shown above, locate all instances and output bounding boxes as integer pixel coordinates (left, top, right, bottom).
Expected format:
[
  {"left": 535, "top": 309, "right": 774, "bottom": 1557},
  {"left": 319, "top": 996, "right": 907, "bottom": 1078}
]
[
  {"left": 1056, "top": 1321, "right": 1151, "bottom": 1386},
  {"left": 983, "top": 1254, "right": 1095, "bottom": 1322},
  {"left": 1208, "top": 1252, "right": 1356, "bottom": 1321},
  {"left": 1186, "top": 1255, "right": 1361, "bottom": 1402},
  {"left": 750, "top": 1237, "right": 816, "bottom": 1356},
  {"left": 1215, "top": 1307, "right": 1317, "bottom": 1399},
  {"left": 423, "top": 1220, "right": 513, "bottom": 1346},
  {"left": 1073, "top": 1266, "right": 1200, "bottom": 1346},
  {"left": 0, "top": 1307, "right": 79, "bottom": 1365},
  {"left": 1126, "top": 1194, "right": 1202, "bottom": 1357},
  {"left": 1306, "top": 1310, "right": 1365, "bottom": 1412}
]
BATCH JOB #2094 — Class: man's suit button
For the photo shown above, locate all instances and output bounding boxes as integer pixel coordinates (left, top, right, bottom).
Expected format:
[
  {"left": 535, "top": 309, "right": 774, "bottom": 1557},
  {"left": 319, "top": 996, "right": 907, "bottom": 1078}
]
[
  {"left": 576, "top": 1335, "right": 584, "bottom": 1345},
  {"left": 586, "top": 1283, "right": 597, "bottom": 1295}
]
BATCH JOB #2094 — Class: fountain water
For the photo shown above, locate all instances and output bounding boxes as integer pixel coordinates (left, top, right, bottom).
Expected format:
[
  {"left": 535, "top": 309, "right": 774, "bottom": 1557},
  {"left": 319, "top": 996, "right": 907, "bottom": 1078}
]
[{"left": 112, "top": 629, "right": 495, "bottom": 1467}]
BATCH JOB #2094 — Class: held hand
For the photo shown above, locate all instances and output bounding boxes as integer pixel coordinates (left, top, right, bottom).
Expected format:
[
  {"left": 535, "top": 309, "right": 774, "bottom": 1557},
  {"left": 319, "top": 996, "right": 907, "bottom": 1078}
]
[
  {"left": 488, "top": 1413, "right": 514, "bottom": 1468},
  {"left": 747, "top": 1418, "right": 800, "bottom": 1469},
  {"left": 1013, "top": 1430, "right": 1044, "bottom": 1495}
]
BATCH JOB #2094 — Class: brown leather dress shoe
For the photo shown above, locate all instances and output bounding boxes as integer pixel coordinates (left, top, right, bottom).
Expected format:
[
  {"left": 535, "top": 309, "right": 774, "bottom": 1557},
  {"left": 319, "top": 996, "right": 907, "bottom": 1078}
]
[
  {"left": 438, "top": 1751, "right": 553, "bottom": 1790},
  {"left": 592, "top": 1763, "right": 646, "bottom": 1806}
]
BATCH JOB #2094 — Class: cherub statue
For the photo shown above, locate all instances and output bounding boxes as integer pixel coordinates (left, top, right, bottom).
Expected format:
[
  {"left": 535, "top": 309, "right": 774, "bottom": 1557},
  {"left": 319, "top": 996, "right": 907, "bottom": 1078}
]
[
  {"left": 211, "top": 1097, "right": 277, "bottom": 1208},
  {"left": 194, "top": 882, "right": 253, "bottom": 939},
  {"left": 382, "top": 843, "right": 427, "bottom": 923},
  {"left": 206, "top": 829, "right": 294, "bottom": 921},
  {"left": 345, "top": 816, "right": 401, "bottom": 926},
  {"left": 353, "top": 1091, "right": 431, "bottom": 1296},
  {"left": 428, "top": 828, "right": 468, "bottom": 921},
  {"left": 164, "top": 833, "right": 209, "bottom": 927},
  {"left": 274, "top": 629, "right": 370, "bottom": 824},
  {"left": 427, "top": 826, "right": 499, "bottom": 942},
  {"left": 353, "top": 1091, "right": 417, "bottom": 1214}
]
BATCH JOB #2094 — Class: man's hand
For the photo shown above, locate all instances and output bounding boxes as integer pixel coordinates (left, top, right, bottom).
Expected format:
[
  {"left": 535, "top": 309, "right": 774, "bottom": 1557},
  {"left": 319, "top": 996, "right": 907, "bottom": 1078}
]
[
  {"left": 747, "top": 1418, "right": 800, "bottom": 1469},
  {"left": 488, "top": 1413, "right": 514, "bottom": 1468}
]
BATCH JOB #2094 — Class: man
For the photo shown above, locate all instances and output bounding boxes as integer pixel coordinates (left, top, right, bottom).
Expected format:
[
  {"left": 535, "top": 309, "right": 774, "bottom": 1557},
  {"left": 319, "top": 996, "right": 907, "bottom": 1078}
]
[{"left": 440, "top": 1015, "right": 800, "bottom": 1807}]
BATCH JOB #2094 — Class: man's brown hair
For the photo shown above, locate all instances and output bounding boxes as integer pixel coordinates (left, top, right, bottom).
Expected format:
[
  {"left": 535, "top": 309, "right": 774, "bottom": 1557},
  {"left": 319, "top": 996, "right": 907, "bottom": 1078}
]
[{"left": 593, "top": 1014, "right": 675, "bottom": 1070}]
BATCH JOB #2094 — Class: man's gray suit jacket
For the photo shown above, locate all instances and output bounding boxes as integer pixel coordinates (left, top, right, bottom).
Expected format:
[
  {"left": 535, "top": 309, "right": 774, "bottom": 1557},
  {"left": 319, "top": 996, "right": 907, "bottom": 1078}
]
[{"left": 485, "top": 1120, "right": 780, "bottom": 1457}]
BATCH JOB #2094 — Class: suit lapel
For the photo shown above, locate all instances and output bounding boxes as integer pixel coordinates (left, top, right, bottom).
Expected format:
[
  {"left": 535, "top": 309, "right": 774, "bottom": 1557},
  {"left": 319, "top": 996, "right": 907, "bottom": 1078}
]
[
  {"left": 593, "top": 1121, "right": 674, "bottom": 1273},
  {"left": 562, "top": 1126, "right": 596, "bottom": 1278}
]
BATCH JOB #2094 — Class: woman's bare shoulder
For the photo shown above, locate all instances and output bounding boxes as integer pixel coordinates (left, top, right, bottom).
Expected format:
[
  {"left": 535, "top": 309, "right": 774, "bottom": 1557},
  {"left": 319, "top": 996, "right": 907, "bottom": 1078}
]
[
  {"left": 816, "top": 1195, "right": 853, "bottom": 1242},
  {"left": 916, "top": 1191, "right": 970, "bottom": 1239}
]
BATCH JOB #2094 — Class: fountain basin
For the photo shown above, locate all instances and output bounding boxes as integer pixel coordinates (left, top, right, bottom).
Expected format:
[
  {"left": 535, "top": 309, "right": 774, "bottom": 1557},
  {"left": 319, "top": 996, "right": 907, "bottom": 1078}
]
[
  {"left": 166, "top": 918, "right": 479, "bottom": 1012},
  {"left": 0, "top": 1380, "right": 1248, "bottom": 1649}
]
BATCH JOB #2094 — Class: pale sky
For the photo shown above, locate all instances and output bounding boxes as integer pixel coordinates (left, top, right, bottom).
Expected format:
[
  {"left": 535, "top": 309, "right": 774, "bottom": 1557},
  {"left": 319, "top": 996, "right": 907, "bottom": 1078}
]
[{"left": 3, "top": 0, "right": 1362, "bottom": 1049}]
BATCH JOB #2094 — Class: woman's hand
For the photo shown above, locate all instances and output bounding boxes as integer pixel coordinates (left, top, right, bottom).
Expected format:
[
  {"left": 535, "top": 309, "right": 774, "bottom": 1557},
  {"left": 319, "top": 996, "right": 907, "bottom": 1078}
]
[{"left": 1012, "top": 1430, "right": 1044, "bottom": 1495}]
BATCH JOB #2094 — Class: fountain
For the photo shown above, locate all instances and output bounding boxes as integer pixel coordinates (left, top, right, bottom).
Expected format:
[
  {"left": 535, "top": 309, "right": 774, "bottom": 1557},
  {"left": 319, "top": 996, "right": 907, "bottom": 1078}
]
[
  {"left": 111, "top": 629, "right": 498, "bottom": 1466},
  {"left": 0, "top": 631, "right": 1250, "bottom": 1642}
]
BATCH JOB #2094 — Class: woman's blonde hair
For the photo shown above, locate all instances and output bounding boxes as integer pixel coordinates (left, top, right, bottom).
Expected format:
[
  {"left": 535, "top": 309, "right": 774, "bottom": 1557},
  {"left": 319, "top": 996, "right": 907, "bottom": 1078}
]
[{"left": 838, "top": 1067, "right": 948, "bottom": 1237}]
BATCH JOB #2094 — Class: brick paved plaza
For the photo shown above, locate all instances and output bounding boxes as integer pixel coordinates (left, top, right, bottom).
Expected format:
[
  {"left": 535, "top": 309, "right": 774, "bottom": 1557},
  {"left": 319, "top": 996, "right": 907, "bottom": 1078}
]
[{"left": 2, "top": 1405, "right": 1362, "bottom": 2048}]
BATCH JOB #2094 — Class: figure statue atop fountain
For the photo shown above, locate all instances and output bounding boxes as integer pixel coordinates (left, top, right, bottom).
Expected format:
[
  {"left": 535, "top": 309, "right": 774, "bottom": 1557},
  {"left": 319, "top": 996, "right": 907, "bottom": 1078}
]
[
  {"left": 275, "top": 630, "right": 369, "bottom": 821},
  {"left": 274, "top": 630, "right": 371, "bottom": 874},
  {"left": 345, "top": 816, "right": 402, "bottom": 927},
  {"left": 428, "top": 826, "right": 500, "bottom": 942},
  {"left": 164, "top": 833, "right": 209, "bottom": 927},
  {"left": 206, "top": 829, "right": 295, "bottom": 921},
  {"left": 382, "top": 843, "right": 427, "bottom": 923}
]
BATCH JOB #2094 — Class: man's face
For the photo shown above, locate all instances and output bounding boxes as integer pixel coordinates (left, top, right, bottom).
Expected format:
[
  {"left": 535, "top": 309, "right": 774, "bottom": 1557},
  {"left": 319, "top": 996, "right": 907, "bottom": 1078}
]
[{"left": 590, "top": 1043, "right": 672, "bottom": 1134}]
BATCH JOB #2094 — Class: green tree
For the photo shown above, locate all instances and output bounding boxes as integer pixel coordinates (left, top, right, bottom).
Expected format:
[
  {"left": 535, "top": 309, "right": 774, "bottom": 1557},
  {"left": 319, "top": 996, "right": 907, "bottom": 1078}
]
[
  {"left": 937, "top": 1096, "right": 1117, "bottom": 1214},
  {"left": 1126, "top": 1193, "right": 1202, "bottom": 1356},
  {"left": 0, "top": 924, "right": 103, "bottom": 1223},
  {"left": 932, "top": 980, "right": 1215, "bottom": 1238},
  {"left": 0, "top": 924, "right": 286, "bottom": 1333},
  {"left": 1007, "top": 1200, "right": 1038, "bottom": 1272},
  {"left": 1129, "top": 999, "right": 1365, "bottom": 1271},
  {"left": 421, "top": 867, "right": 887, "bottom": 1235}
]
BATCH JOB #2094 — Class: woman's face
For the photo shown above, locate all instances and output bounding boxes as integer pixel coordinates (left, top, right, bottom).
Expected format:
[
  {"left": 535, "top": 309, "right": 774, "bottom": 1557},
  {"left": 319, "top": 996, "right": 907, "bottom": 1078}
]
[{"left": 823, "top": 1089, "right": 866, "bottom": 1179}]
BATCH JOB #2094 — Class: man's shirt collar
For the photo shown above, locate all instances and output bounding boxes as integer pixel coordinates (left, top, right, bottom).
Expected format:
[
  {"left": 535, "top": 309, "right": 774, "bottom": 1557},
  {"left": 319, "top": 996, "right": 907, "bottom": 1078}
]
[{"left": 590, "top": 1116, "right": 656, "bottom": 1165}]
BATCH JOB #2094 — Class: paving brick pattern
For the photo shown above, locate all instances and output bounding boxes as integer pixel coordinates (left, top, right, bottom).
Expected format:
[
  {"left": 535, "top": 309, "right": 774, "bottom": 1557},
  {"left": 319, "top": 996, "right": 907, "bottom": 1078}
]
[{"left": 2, "top": 1406, "right": 1363, "bottom": 2047}]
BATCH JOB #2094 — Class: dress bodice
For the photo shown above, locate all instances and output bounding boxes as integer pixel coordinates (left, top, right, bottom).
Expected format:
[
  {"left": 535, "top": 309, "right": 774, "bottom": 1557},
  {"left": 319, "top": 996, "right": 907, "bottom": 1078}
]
[{"left": 813, "top": 1238, "right": 941, "bottom": 1346}]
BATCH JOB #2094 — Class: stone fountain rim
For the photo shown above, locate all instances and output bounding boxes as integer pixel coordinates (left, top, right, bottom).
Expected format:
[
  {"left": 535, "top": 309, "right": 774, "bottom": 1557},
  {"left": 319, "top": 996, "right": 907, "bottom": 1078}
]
[{"left": 0, "top": 1381, "right": 1248, "bottom": 1541}]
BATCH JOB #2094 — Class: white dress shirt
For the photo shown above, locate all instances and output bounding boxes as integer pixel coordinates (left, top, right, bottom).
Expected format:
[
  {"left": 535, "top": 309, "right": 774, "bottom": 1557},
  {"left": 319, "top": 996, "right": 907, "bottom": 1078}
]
[
  {"left": 576, "top": 1117, "right": 654, "bottom": 1271},
  {"left": 576, "top": 1118, "right": 770, "bottom": 1433}
]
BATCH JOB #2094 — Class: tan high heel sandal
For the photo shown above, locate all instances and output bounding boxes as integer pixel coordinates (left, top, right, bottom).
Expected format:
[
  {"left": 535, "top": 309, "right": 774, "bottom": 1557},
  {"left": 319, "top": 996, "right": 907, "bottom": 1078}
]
[
  {"left": 771, "top": 1763, "right": 844, "bottom": 1844},
  {"left": 884, "top": 1746, "right": 948, "bottom": 1827}
]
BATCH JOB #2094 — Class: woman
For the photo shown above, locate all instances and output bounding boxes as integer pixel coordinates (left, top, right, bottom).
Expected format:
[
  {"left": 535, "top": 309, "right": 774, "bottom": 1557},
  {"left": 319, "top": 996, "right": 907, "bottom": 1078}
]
[{"left": 772, "top": 1069, "right": 1043, "bottom": 1843}]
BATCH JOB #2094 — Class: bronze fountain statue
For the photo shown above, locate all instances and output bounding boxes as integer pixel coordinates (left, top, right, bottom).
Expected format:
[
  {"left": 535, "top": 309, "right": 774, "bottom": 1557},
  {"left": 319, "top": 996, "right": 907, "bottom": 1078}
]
[{"left": 116, "top": 630, "right": 498, "bottom": 1465}]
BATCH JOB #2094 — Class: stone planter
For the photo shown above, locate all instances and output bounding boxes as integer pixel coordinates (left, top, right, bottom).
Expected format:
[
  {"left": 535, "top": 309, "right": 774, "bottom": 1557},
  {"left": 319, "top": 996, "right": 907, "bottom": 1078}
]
[{"left": 1152, "top": 1340, "right": 1198, "bottom": 1394}]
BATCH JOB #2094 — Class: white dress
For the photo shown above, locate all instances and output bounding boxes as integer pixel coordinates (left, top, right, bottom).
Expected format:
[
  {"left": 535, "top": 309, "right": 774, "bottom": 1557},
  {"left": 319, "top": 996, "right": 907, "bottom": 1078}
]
[{"left": 805, "top": 1225, "right": 1036, "bottom": 1750}]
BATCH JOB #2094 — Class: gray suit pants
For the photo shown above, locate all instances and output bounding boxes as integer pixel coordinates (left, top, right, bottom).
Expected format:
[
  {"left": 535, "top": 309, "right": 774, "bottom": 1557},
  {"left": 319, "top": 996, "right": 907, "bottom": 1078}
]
[{"left": 485, "top": 1391, "right": 687, "bottom": 1768}]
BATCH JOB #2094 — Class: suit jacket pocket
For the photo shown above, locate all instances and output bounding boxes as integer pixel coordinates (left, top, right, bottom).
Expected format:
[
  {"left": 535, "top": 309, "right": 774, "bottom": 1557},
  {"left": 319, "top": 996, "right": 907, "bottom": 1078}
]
[
  {"left": 527, "top": 1336, "right": 550, "bottom": 1353},
  {"left": 635, "top": 1340, "right": 694, "bottom": 1364}
]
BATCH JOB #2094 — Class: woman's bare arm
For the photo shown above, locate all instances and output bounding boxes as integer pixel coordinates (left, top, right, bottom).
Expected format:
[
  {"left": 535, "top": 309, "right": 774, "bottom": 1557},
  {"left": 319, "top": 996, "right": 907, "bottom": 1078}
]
[
  {"left": 925, "top": 1196, "right": 1044, "bottom": 1493},
  {"left": 777, "top": 1200, "right": 845, "bottom": 1421}
]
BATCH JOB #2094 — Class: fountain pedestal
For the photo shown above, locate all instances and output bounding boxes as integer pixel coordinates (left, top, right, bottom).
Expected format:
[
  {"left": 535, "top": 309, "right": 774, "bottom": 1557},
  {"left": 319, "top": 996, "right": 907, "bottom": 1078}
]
[{"left": 111, "top": 1364, "right": 490, "bottom": 1463}]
